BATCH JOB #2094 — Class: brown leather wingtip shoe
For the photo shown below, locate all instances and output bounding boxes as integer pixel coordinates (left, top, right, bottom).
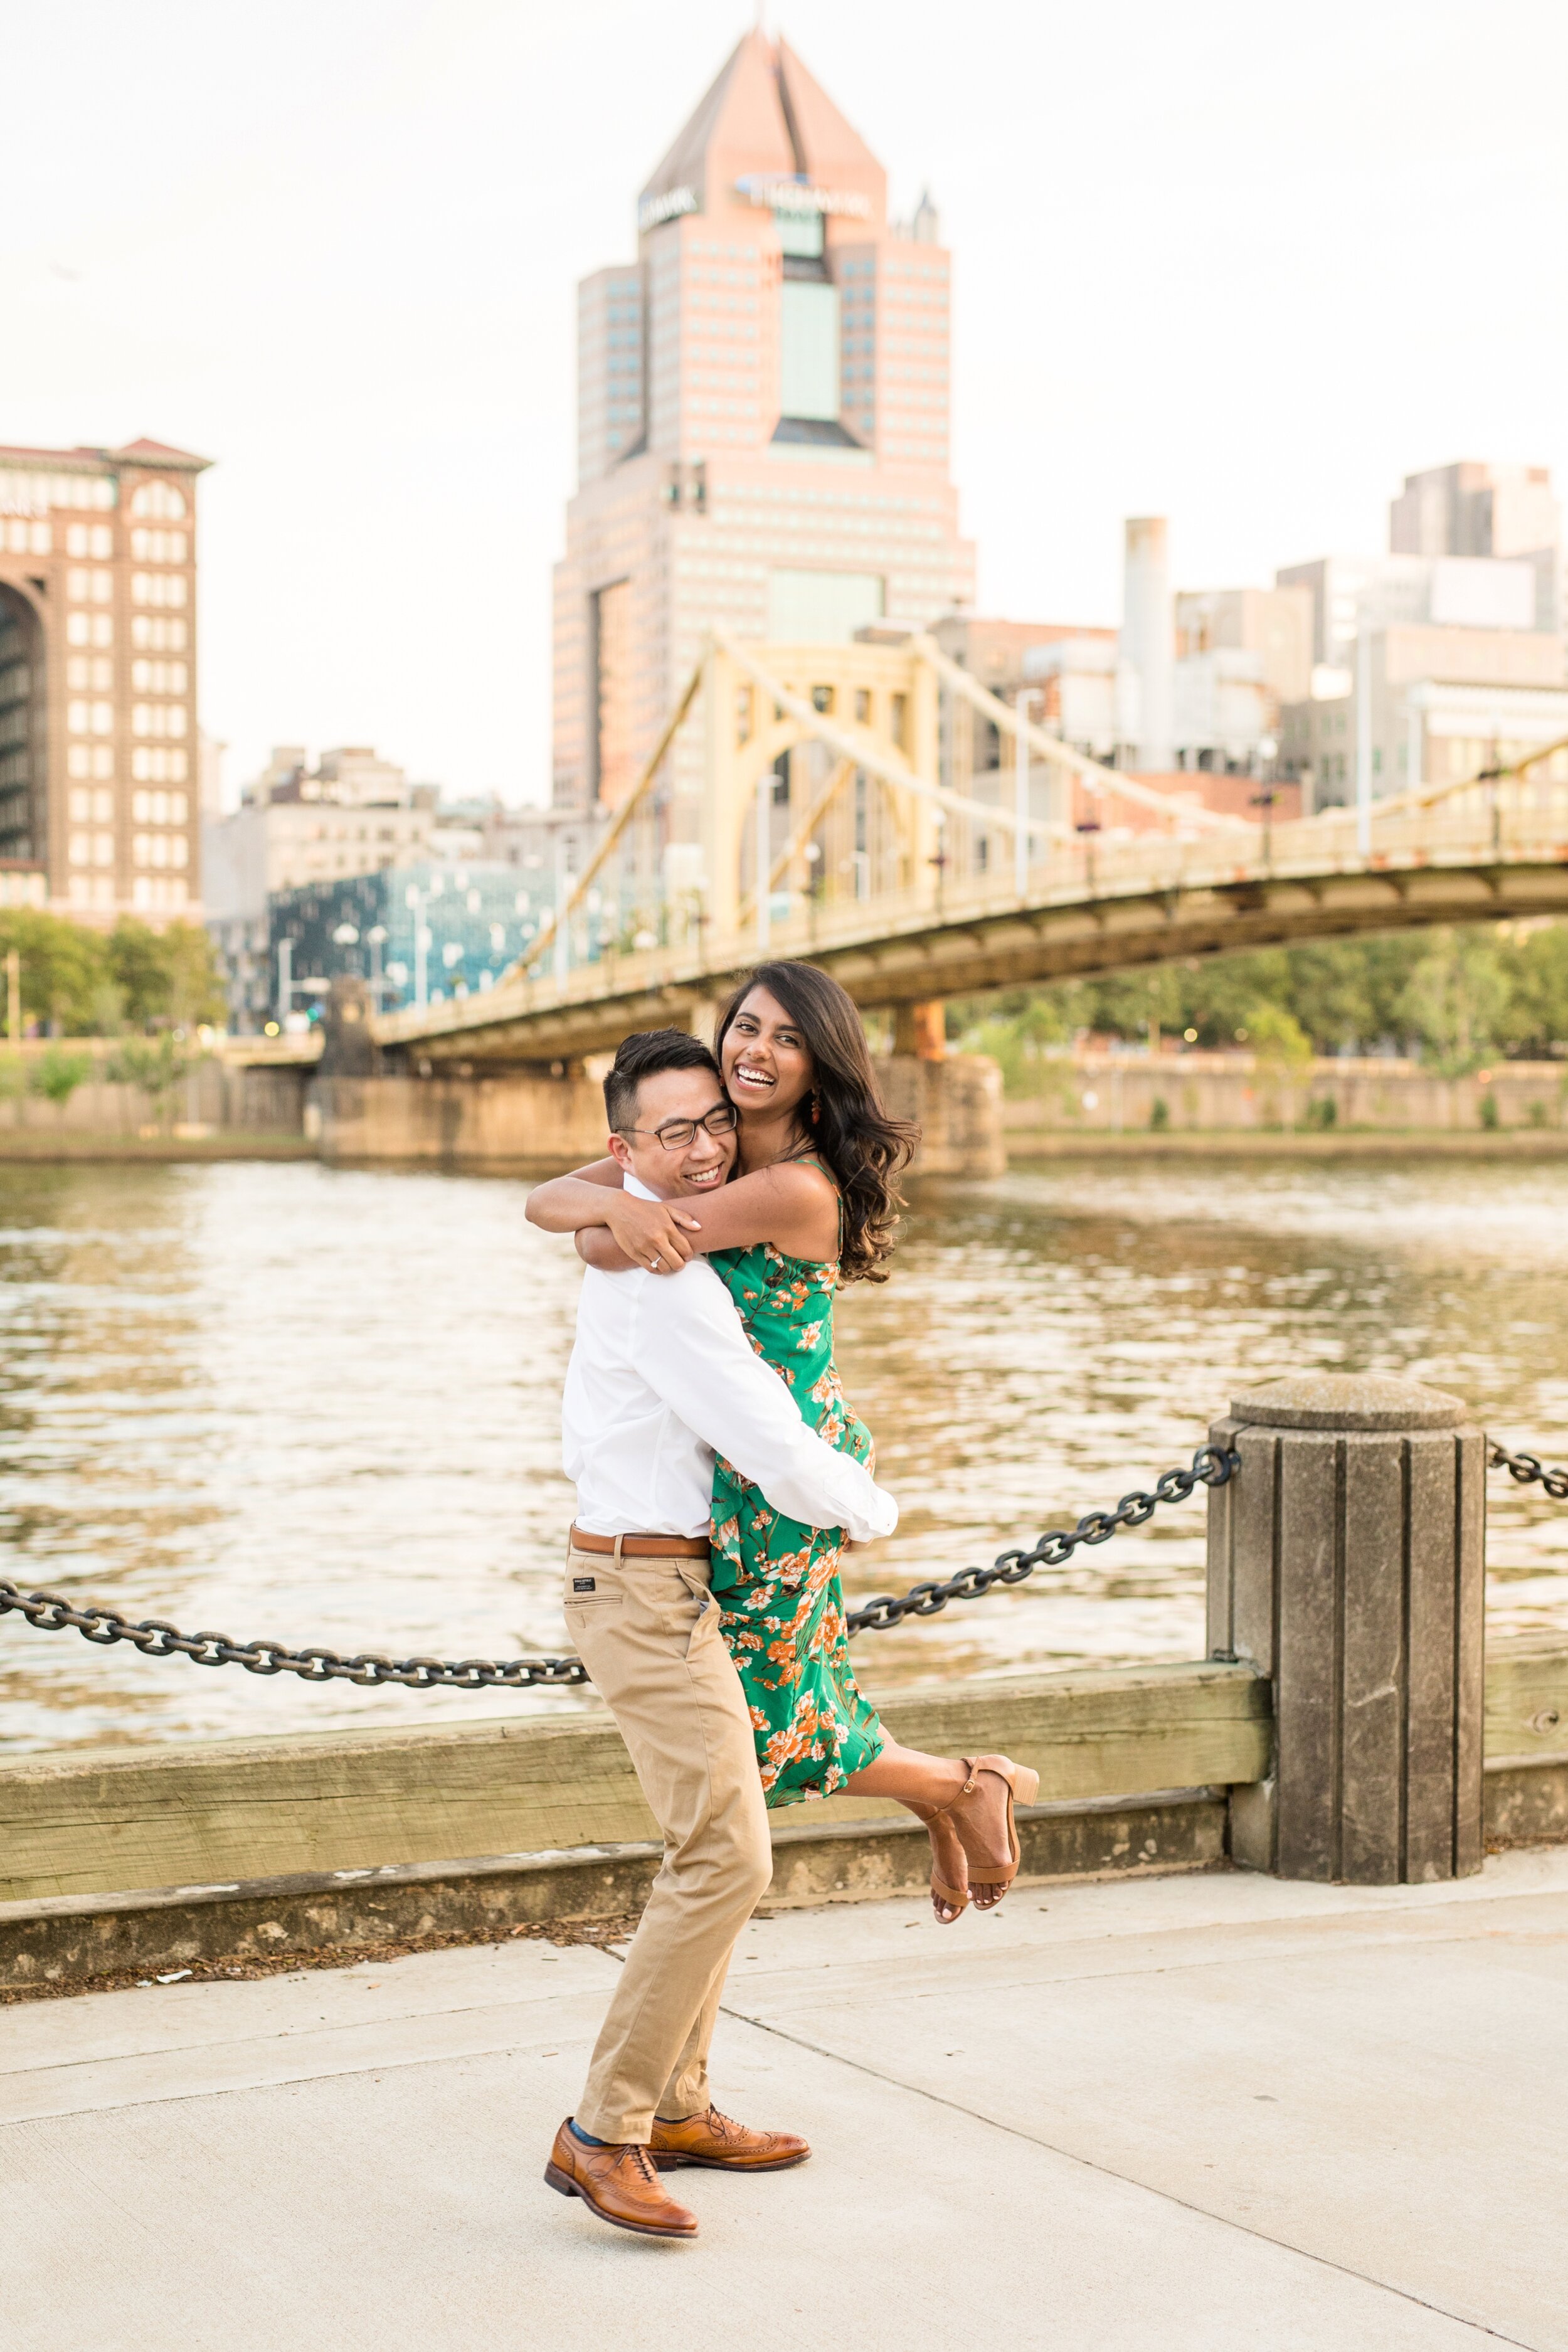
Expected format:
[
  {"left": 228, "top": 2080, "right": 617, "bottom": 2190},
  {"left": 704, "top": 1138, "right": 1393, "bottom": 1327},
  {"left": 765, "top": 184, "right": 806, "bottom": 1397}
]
[
  {"left": 649, "top": 2105, "right": 810, "bottom": 2173},
  {"left": 545, "top": 2119, "right": 699, "bottom": 2238}
]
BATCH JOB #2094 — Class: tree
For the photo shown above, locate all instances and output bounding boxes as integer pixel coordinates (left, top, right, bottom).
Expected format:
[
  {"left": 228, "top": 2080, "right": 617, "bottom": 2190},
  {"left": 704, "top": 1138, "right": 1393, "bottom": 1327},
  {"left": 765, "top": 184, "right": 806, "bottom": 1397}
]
[
  {"left": 1397, "top": 930, "right": 1511, "bottom": 1077},
  {"left": 1497, "top": 924, "right": 1568, "bottom": 1059},
  {"left": 106, "top": 1033, "right": 191, "bottom": 1128},
  {"left": 107, "top": 921, "right": 226, "bottom": 1030},
  {"left": 0, "top": 911, "right": 110, "bottom": 1034},
  {"left": 951, "top": 920, "right": 1568, "bottom": 1074},
  {"left": 28, "top": 1046, "right": 93, "bottom": 1116}
]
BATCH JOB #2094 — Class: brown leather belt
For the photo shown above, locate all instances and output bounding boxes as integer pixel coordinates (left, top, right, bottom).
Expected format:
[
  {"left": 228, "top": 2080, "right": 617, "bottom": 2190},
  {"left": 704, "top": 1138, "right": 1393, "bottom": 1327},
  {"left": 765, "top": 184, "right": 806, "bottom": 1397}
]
[{"left": 569, "top": 1524, "right": 711, "bottom": 1559}]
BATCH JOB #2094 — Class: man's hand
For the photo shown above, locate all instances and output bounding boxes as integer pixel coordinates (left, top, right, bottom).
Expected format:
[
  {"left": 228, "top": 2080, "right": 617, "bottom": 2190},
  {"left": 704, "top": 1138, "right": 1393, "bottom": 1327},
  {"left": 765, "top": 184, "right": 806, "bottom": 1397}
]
[{"left": 603, "top": 1190, "right": 702, "bottom": 1273}]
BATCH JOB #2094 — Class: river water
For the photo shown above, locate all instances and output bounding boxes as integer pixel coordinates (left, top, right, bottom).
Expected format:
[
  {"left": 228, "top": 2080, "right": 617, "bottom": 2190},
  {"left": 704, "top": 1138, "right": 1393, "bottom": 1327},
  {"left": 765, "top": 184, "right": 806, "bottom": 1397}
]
[{"left": 0, "top": 1157, "right": 1564, "bottom": 1753}]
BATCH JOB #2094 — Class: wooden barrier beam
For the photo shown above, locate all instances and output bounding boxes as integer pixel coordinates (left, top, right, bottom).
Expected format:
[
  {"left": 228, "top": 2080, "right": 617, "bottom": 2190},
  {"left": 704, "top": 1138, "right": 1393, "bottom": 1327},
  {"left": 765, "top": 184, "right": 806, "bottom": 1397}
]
[{"left": 0, "top": 1662, "right": 1269, "bottom": 1908}]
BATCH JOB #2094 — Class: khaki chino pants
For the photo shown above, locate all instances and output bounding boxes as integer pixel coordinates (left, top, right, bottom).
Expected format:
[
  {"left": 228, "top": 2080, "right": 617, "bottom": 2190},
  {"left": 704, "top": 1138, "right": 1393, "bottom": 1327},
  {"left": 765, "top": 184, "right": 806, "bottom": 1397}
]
[{"left": 565, "top": 1536, "right": 772, "bottom": 2146}]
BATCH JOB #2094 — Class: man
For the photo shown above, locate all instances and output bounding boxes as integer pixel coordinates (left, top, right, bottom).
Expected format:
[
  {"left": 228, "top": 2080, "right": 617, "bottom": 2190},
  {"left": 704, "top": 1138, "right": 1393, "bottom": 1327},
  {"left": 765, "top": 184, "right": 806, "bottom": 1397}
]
[{"left": 544, "top": 1028, "right": 897, "bottom": 2241}]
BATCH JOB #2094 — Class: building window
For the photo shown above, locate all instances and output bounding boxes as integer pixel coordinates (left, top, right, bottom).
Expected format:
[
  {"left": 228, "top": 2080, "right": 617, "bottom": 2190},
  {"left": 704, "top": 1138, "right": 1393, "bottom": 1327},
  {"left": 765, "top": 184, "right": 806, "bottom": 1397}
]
[
  {"left": 131, "top": 573, "right": 188, "bottom": 608},
  {"left": 131, "top": 659, "right": 188, "bottom": 694},
  {"left": 130, "top": 615, "right": 186, "bottom": 651},
  {"left": 68, "top": 834, "right": 90, "bottom": 866},
  {"left": 131, "top": 702, "right": 188, "bottom": 739},
  {"left": 128, "top": 481, "right": 187, "bottom": 521},
  {"left": 130, "top": 528, "right": 188, "bottom": 563},
  {"left": 65, "top": 523, "right": 114, "bottom": 559}
]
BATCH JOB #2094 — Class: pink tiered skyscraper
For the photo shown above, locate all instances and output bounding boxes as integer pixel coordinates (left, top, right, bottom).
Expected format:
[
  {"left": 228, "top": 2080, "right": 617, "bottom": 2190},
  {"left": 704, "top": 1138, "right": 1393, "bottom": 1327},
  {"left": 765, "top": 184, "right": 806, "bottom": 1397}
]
[{"left": 553, "top": 28, "right": 975, "bottom": 847}]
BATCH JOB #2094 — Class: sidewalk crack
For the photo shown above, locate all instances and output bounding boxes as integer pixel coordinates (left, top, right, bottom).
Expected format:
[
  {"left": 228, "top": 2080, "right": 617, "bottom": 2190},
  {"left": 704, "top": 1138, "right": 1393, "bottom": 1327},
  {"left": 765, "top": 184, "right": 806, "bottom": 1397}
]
[{"left": 718, "top": 1996, "right": 1541, "bottom": 2351}]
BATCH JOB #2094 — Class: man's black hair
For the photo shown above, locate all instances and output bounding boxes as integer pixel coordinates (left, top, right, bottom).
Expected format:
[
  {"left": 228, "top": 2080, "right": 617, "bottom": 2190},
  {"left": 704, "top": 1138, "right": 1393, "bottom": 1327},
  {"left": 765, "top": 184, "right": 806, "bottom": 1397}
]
[{"left": 604, "top": 1029, "right": 723, "bottom": 1136}]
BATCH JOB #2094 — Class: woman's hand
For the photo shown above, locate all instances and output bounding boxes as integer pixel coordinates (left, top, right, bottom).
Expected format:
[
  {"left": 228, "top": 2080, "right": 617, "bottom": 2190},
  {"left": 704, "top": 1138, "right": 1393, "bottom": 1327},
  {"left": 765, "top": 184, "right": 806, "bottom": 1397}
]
[{"left": 602, "top": 1191, "right": 703, "bottom": 1273}]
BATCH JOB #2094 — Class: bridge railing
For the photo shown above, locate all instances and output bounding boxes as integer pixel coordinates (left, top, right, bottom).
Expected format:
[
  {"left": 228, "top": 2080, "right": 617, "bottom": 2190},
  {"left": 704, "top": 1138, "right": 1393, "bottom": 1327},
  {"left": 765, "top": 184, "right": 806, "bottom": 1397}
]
[{"left": 371, "top": 789, "right": 1568, "bottom": 1052}]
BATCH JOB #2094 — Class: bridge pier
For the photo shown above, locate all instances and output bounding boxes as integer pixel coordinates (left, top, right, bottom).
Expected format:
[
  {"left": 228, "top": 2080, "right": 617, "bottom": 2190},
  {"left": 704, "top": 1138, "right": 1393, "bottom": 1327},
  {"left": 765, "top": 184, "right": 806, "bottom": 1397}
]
[{"left": 892, "top": 999, "right": 948, "bottom": 1059}]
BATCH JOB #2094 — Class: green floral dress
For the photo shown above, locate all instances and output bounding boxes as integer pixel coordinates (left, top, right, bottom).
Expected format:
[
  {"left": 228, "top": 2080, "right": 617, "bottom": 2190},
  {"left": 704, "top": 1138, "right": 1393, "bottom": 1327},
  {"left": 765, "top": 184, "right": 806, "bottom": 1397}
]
[{"left": 707, "top": 1234, "right": 887, "bottom": 1809}]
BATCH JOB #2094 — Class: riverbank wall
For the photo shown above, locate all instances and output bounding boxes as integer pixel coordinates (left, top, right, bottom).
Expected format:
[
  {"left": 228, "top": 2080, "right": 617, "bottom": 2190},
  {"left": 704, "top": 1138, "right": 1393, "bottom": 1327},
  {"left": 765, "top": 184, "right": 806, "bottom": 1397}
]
[
  {"left": 1, "top": 1640, "right": 1561, "bottom": 1991},
  {"left": 0, "top": 1041, "right": 307, "bottom": 1153},
  {"left": 1004, "top": 1049, "right": 1568, "bottom": 1152},
  {"left": 1, "top": 1038, "right": 1565, "bottom": 1167}
]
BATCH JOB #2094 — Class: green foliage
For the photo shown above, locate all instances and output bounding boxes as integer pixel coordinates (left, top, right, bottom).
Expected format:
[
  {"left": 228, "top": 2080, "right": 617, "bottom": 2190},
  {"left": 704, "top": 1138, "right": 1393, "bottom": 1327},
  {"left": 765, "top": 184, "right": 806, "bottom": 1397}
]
[
  {"left": 1245, "top": 1002, "right": 1313, "bottom": 1074},
  {"left": 951, "top": 920, "right": 1568, "bottom": 1085},
  {"left": 105, "top": 1032, "right": 190, "bottom": 1104},
  {"left": 0, "top": 911, "right": 225, "bottom": 1036},
  {"left": 28, "top": 1047, "right": 92, "bottom": 1108},
  {"left": 1496, "top": 923, "right": 1568, "bottom": 1059},
  {"left": 0, "top": 910, "right": 111, "bottom": 1035},
  {"left": 106, "top": 921, "right": 225, "bottom": 1030},
  {"left": 1303, "top": 1095, "right": 1338, "bottom": 1130},
  {"left": 1148, "top": 1095, "right": 1169, "bottom": 1131},
  {"left": 1395, "top": 930, "right": 1511, "bottom": 1078},
  {"left": 1479, "top": 1090, "right": 1500, "bottom": 1130}
]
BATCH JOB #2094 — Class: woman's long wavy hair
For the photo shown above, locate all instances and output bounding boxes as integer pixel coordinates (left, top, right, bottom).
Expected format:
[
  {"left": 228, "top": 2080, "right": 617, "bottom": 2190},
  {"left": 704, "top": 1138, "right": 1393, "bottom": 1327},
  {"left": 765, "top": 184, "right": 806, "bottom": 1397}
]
[{"left": 715, "top": 961, "right": 918, "bottom": 1284}]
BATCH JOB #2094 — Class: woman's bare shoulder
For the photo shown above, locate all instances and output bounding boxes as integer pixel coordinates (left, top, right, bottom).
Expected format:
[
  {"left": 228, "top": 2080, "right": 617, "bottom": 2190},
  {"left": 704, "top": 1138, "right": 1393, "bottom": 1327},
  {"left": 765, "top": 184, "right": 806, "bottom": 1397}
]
[{"left": 684, "top": 1155, "right": 838, "bottom": 1255}]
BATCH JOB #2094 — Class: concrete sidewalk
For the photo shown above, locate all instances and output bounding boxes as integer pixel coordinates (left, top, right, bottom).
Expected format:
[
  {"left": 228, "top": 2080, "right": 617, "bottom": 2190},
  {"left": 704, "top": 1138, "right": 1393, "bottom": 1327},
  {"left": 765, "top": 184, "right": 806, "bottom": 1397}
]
[{"left": 4, "top": 1850, "right": 1565, "bottom": 2351}]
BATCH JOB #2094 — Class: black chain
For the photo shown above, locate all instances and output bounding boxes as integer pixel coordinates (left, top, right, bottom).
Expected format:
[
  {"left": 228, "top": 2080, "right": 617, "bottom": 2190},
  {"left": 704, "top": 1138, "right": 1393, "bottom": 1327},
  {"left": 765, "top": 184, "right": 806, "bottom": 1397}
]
[
  {"left": 1488, "top": 1443, "right": 1568, "bottom": 1503},
  {"left": 844, "top": 1444, "right": 1239, "bottom": 1635},
  {"left": 5, "top": 1439, "right": 1555, "bottom": 1688},
  {"left": 0, "top": 1444, "right": 1237, "bottom": 1688},
  {"left": 0, "top": 1580, "right": 591, "bottom": 1688}
]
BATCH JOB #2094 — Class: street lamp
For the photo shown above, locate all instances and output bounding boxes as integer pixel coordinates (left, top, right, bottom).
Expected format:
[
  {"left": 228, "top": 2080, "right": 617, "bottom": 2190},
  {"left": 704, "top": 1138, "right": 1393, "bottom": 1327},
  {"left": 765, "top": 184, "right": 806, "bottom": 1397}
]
[
  {"left": 366, "top": 924, "right": 388, "bottom": 1008},
  {"left": 1249, "top": 785, "right": 1280, "bottom": 867},
  {"left": 927, "top": 813, "right": 948, "bottom": 914}
]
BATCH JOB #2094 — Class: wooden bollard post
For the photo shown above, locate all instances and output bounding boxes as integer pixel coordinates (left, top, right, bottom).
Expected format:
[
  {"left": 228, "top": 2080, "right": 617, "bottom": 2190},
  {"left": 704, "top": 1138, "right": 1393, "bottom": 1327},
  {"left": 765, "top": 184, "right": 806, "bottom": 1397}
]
[{"left": 1206, "top": 1373, "right": 1485, "bottom": 1883}]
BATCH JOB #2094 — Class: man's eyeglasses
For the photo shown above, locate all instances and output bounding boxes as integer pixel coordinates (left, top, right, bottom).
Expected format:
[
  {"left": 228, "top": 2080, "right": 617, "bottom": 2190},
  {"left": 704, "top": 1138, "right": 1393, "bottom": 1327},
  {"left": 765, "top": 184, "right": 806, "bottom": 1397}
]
[{"left": 622, "top": 1101, "right": 739, "bottom": 1151}]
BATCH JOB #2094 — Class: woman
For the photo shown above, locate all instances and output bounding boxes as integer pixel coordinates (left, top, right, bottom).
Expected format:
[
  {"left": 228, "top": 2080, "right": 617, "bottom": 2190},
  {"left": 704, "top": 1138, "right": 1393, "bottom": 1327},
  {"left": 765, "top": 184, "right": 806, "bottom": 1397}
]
[{"left": 526, "top": 960, "right": 1037, "bottom": 1921}]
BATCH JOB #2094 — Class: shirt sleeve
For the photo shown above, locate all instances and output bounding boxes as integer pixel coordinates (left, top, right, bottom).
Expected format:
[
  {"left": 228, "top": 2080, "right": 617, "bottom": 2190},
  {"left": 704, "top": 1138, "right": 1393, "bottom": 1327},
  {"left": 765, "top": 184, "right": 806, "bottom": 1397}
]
[{"left": 633, "top": 1266, "right": 898, "bottom": 1542}]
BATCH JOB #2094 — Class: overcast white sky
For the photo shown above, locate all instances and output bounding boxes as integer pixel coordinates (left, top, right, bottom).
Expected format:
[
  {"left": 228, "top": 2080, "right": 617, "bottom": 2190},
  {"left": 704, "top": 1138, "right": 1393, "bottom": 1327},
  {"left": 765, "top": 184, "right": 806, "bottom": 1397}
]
[{"left": 5, "top": 1, "right": 1565, "bottom": 804}]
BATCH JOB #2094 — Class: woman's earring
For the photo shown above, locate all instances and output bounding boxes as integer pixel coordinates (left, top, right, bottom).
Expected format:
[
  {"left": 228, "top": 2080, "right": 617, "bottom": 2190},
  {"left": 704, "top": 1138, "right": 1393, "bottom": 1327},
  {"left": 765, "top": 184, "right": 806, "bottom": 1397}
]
[{"left": 810, "top": 1091, "right": 821, "bottom": 1124}]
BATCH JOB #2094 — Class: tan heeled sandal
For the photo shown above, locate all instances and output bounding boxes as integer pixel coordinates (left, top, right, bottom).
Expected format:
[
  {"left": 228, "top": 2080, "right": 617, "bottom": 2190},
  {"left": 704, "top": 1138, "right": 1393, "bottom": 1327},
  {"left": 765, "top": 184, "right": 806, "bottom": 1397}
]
[
  {"left": 911, "top": 1801, "right": 970, "bottom": 1925},
  {"left": 940, "top": 1755, "right": 1040, "bottom": 1913}
]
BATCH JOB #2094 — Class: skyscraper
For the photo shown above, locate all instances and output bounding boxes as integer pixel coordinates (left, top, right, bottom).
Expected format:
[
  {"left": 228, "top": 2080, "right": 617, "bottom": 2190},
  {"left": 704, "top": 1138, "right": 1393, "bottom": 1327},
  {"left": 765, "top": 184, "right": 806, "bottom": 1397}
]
[
  {"left": 553, "top": 28, "right": 975, "bottom": 860},
  {"left": 0, "top": 438, "right": 208, "bottom": 919}
]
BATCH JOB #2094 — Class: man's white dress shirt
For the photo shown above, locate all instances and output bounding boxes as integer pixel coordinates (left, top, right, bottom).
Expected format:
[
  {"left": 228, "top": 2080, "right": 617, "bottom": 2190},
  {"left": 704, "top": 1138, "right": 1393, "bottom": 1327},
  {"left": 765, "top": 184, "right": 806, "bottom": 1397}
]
[{"left": 562, "top": 1176, "right": 898, "bottom": 1543}]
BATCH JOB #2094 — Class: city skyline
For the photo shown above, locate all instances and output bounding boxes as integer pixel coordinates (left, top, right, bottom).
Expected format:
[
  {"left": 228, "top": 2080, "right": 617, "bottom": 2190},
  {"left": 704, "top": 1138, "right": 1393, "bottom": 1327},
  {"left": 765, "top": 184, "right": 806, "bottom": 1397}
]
[{"left": 4, "top": 0, "right": 1566, "bottom": 805}]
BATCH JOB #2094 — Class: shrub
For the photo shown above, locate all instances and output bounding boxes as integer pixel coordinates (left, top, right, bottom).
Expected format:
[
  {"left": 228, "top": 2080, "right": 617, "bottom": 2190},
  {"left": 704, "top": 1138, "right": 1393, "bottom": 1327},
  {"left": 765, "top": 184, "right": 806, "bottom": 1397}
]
[{"left": 29, "top": 1046, "right": 93, "bottom": 1109}]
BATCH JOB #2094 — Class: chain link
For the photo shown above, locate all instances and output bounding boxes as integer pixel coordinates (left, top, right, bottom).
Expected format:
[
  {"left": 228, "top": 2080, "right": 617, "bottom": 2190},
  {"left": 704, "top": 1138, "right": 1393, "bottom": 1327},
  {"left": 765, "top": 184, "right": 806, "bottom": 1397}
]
[
  {"left": 844, "top": 1444, "right": 1240, "bottom": 1636},
  {"left": 1488, "top": 1442, "right": 1568, "bottom": 1503}
]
